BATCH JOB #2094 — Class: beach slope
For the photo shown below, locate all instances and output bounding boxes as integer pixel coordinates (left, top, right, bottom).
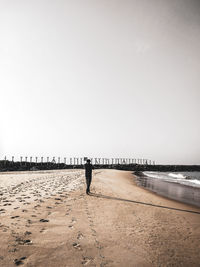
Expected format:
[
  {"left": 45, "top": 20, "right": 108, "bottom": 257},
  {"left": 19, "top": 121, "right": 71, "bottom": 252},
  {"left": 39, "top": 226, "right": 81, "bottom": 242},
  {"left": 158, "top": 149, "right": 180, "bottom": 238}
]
[{"left": 0, "top": 169, "right": 200, "bottom": 266}]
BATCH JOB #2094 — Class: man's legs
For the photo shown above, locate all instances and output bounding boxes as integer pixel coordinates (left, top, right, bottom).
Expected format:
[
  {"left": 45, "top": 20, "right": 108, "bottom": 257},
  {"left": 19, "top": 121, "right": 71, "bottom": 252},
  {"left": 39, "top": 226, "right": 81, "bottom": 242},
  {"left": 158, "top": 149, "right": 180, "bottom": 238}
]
[{"left": 86, "top": 175, "right": 92, "bottom": 194}]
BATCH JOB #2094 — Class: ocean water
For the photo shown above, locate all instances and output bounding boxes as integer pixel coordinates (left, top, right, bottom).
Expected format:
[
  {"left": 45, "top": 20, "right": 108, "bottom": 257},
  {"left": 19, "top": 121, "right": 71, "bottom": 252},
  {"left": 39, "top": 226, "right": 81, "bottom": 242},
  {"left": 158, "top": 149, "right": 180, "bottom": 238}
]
[
  {"left": 143, "top": 171, "right": 200, "bottom": 188},
  {"left": 135, "top": 171, "right": 200, "bottom": 207}
]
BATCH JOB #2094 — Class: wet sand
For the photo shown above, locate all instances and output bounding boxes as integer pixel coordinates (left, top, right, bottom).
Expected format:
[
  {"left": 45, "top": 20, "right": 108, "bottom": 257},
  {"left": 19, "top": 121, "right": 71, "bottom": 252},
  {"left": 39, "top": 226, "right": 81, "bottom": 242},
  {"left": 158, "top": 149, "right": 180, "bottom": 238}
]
[
  {"left": 0, "top": 169, "right": 200, "bottom": 266},
  {"left": 134, "top": 174, "right": 200, "bottom": 208}
]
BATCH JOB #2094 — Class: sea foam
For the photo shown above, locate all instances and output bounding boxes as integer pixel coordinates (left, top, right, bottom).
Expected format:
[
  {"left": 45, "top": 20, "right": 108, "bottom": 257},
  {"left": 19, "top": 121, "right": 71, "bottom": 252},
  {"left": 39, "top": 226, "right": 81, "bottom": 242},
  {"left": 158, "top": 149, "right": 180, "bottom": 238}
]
[{"left": 143, "top": 171, "right": 200, "bottom": 188}]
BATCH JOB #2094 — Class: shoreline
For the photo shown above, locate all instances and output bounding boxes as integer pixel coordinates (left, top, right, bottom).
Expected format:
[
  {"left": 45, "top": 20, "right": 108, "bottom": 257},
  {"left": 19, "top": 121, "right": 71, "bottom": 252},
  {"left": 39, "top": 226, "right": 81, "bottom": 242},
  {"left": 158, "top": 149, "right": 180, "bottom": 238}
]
[
  {"left": 0, "top": 169, "right": 200, "bottom": 266},
  {"left": 134, "top": 172, "right": 200, "bottom": 208}
]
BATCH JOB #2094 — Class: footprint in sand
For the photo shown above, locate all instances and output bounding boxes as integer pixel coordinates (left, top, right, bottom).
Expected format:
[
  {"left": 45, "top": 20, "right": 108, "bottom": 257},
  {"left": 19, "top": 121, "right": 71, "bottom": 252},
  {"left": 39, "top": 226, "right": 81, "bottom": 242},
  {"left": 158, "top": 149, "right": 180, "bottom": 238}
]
[
  {"left": 73, "top": 242, "right": 82, "bottom": 250},
  {"left": 13, "top": 256, "right": 27, "bottom": 266},
  {"left": 15, "top": 237, "right": 32, "bottom": 245},
  {"left": 91, "top": 228, "right": 96, "bottom": 234},
  {"left": 22, "top": 209, "right": 28, "bottom": 213},
  {"left": 11, "top": 216, "right": 20, "bottom": 219},
  {"left": 40, "top": 219, "right": 49, "bottom": 223},
  {"left": 0, "top": 208, "right": 6, "bottom": 214},
  {"left": 77, "top": 232, "right": 84, "bottom": 240},
  {"left": 3, "top": 203, "right": 12, "bottom": 206},
  {"left": 81, "top": 256, "right": 93, "bottom": 265},
  {"left": 8, "top": 248, "right": 18, "bottom": 253},
  {"left": 24, "top": 231, "right": 32, "bottom": 236},
  {"left": 71, "top": 217, "right": 77, "bottom": 224},
  {"left": 66, "top": 208, "right": 71, "bottom": 215}
]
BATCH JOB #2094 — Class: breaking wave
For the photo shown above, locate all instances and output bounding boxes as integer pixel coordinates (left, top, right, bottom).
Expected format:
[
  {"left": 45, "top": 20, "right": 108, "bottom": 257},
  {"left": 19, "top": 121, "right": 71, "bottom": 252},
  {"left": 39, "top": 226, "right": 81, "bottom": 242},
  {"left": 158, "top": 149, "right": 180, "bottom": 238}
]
[{"left": 143, "top": 171, "right": 200, "bottom": 188}]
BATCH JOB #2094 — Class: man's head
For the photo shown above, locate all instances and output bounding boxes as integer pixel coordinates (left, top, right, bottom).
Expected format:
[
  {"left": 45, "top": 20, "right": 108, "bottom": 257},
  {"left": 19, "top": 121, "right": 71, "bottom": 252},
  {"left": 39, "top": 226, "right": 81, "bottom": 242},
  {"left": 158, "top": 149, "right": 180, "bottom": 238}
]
[{"left": 87, "top": 159, "right": 91, "bottom": 163}]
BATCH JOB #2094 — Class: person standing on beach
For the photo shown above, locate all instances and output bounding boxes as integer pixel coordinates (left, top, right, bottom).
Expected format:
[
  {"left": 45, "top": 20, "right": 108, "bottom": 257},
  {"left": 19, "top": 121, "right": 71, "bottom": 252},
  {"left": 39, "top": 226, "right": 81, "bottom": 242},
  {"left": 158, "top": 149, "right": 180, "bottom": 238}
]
[{"left": 84, "top": 159, "right": 93, "bottom": 194}]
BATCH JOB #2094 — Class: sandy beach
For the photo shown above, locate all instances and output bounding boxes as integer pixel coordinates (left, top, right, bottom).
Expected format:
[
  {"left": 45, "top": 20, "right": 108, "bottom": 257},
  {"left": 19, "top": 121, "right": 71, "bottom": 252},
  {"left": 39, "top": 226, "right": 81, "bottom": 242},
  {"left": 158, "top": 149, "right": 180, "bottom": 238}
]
[{"left": 0, "top": 169, "right": 200, "bottom": 267}]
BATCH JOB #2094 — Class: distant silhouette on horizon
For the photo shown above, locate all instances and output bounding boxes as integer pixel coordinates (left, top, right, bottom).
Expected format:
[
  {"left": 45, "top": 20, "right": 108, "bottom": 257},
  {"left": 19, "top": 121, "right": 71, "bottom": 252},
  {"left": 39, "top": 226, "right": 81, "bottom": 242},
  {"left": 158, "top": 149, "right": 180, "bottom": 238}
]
[{"left": 84, "top": 159, "right": 93, "bottom": 194}]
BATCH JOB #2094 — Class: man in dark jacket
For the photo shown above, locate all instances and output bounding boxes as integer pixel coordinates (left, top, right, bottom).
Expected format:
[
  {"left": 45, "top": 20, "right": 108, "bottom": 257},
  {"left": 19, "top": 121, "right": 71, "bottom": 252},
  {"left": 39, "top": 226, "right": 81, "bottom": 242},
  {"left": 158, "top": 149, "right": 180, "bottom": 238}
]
[{"left": 84, "top": 159, "right": 93, "bottom": 194}]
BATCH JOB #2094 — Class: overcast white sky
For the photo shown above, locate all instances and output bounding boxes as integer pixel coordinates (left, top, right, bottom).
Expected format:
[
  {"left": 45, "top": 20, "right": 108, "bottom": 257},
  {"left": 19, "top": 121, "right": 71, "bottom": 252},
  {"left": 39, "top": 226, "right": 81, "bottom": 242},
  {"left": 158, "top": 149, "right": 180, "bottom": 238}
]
[{"left": 0, "top": 0, "right": 200, "bottom": 164}]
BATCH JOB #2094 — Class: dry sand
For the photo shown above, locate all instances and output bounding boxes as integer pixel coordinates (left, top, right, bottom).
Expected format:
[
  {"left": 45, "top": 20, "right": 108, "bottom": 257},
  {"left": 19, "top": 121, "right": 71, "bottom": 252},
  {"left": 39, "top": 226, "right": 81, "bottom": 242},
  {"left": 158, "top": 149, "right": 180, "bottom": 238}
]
[{"left": 0, "top": 169, "right": 200, "bottom": 267}]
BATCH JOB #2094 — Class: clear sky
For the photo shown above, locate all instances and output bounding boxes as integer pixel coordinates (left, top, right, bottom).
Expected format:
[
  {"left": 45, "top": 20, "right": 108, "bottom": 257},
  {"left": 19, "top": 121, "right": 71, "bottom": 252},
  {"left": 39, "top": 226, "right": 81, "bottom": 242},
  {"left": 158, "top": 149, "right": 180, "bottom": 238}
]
[{"left": 0, "top": 0, "right": 200, "bottom": 164}]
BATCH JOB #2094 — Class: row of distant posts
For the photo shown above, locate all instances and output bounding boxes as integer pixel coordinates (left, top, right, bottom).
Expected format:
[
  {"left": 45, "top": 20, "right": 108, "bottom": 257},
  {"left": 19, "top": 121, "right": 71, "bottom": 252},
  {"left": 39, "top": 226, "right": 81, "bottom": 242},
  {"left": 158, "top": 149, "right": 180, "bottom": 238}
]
[{"left": 3, "top": 157, "right": 155, "bottom": 165}]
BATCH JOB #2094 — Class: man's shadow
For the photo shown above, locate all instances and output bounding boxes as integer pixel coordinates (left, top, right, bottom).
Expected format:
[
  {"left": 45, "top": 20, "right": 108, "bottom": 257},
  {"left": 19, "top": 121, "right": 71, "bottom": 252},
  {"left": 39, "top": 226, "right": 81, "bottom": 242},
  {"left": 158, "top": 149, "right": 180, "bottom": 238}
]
[{"left": 89, "top": 192, "right": 200, "bottom": 215}]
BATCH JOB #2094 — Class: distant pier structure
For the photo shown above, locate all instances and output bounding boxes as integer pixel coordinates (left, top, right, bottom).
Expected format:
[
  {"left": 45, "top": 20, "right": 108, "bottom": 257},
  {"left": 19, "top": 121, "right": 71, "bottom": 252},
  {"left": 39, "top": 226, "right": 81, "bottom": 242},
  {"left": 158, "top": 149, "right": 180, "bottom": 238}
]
[{"left": 1, "top": 156, "right": 155, "bottom": 166}]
